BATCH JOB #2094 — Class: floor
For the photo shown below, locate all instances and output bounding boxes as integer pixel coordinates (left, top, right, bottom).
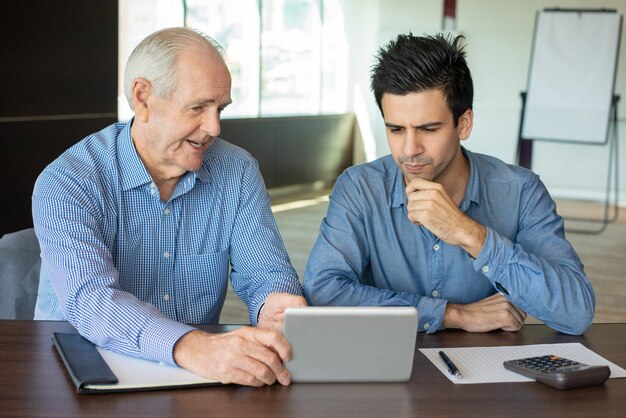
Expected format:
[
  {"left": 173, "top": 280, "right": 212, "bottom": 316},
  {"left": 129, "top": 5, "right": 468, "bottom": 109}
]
[{"left": 219, "top": 191, "right": 626, "bottom": 326}]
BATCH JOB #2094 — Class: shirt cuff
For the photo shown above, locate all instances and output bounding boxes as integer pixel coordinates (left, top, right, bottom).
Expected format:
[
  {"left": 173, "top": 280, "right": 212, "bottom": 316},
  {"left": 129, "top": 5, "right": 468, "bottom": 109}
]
[
  {"left": 139, "top": 317, "right": 196, "bottom": 366},
  {"left": 473, "top": 227, "right": 515, "bottom": 292},
  {"left": 416, "top": 297, "right": 448, "bottom": 333},
  {"left": 249, "top": 281, "right": 304, "bottom": 326}
]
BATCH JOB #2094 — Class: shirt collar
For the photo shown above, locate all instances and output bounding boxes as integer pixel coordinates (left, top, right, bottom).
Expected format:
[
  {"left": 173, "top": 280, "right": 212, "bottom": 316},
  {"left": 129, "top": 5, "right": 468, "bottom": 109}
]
[
  {"left": 388, "top": 146, "right": 480, "bottom": 209},
  {"left": 118, "top": 119, "right": 153, "bottom": 191},
  {"left": 196, "top": 156, "right": 211, "bottom": 183},
  {"left": 390, "top": 160, "right": 406, "bottom": 208},
  {"left": 460, "top": 146, "right": 480, "bottom": 210},
  {"left": 118, "top": 119, "right": 212, "bottom": 191}
]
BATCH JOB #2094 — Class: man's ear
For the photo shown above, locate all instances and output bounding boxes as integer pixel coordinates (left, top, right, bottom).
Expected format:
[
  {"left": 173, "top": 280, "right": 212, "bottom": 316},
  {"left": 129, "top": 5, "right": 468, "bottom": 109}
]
[
  {"left": 131, "top": 78, "right": 152, "bottom": 123},
  {"left": 458, "top": 108, "right": 473, "bottom": 141}
]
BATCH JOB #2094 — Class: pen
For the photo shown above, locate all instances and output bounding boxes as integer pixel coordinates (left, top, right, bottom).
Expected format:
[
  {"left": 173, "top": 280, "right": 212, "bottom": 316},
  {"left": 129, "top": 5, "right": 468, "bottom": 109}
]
[{"left": 439, "top": 350, "right": 462, "bottom": 379}]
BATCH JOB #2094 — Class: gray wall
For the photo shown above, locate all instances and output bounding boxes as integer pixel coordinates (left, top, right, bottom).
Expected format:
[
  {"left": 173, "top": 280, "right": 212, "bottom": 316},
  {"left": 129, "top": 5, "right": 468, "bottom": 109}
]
[
  {"left": 221, "top": 114, "right": 356, "bottom": 189},
  {"left": 0, "top": 1, "right": 118, "bottom": 236}
]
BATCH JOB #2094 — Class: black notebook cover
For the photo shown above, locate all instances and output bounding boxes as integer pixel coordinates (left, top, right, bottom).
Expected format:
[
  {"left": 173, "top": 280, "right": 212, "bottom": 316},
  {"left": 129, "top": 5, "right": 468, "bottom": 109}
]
[
  {"left": 52, "top": 332, "right": 118, "bottom": 392},
  {"left": 52, "top": 332, "right": 222, "bottom": 393}
]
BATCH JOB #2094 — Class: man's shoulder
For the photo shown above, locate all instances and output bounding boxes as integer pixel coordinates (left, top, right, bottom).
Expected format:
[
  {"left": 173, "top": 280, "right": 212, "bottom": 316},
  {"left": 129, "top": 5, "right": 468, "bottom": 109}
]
[
  {"left": 47, "top": 123, "right": 125, "bottom": 177},
  {"left": 332, "top": 155, "right": 398, "bottom": 205},
  {"left": 35, "top": 123, "right": 126, "bottom": 195},
  {"left": 469, "top": 150, "right": 537, "bottom": 184}
]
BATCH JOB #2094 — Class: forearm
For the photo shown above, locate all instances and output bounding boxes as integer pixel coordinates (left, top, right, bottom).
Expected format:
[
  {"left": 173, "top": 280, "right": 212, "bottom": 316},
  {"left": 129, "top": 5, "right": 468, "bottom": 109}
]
[
  {"left": 45, "top": 260, "right": 195, "bottom": 364},
  {"left": 455, "top": 218, "right": 487, "bottom": 259},
  {"left": 475, "top": 228, "right": 595, "bottom": 334},
  {"left": 304, "top": 265, "right": 447, "bottom": 333}
]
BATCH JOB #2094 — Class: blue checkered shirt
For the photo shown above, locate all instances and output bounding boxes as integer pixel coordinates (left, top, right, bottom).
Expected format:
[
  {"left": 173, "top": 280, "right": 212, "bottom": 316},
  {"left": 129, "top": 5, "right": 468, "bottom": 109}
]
[{"left": 32, "top": 121, "right": 303, "bottom": 365}]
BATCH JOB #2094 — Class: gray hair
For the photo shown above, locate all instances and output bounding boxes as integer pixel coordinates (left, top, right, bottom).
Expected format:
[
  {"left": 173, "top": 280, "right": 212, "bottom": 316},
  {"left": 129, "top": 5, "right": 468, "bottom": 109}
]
[{"left": 124, "top": 27, "right": 225, "bottom": 109}]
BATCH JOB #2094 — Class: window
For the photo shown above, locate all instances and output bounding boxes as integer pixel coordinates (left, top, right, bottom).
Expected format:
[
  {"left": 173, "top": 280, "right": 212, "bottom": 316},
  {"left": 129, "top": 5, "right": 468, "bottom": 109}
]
[
  {"left": 186, "top": 0, "right": 260, "bottom": 117},
  {"left": 260, "top": 0, "right": 321, "bottom": 115},
  {"left": 320, "top": 0, "right": 348, "bottom": 114},
  {"left": 118, "top": 0, "right": 184, "bottom": 121},
  {"left": 118, "top": 0, "right": 347, "bottom": 120}
]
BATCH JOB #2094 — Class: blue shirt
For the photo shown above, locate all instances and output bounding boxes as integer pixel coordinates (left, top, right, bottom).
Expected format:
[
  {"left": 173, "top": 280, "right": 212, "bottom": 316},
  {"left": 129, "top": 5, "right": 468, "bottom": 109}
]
[
  {"left": 303, "top": 148, "right": 594, "bottom": 335},
  {"left": 32, "top": 121, "right": 303, "bottom": 365}
]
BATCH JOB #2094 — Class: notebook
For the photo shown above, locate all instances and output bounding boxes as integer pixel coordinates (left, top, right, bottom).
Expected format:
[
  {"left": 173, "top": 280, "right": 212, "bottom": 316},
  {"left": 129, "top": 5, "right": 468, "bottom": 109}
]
[
  {"left": 52, "top": 332, "right": 221, "bottom": 393},
  {"left": 284, "top": 306, "right": 418, "bottom": 382}
]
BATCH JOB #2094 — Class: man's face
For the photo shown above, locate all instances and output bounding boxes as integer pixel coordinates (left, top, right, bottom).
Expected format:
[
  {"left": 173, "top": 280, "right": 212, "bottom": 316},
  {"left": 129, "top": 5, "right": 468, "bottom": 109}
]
[
  {"left": 137, "top": 49, "right": 232, "bottom": 179},
  {"left": 381, "top": 89, "right": 472, "bottom": 186}
]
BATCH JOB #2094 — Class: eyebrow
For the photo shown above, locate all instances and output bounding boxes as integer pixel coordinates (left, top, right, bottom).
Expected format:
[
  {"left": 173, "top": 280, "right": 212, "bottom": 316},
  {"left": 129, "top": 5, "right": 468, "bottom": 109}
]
[
  {"left": 189, "top": 98, "right": 233, "bottom": 107},
  {"left": 384, "top": 121, "right": 444, "bottom": 130}
]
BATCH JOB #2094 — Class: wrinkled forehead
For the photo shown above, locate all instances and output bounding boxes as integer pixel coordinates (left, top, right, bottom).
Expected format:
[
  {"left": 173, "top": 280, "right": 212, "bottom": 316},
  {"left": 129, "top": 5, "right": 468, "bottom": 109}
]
[{"left": 172, "top": 48, "right": 232, "bottom": 102}]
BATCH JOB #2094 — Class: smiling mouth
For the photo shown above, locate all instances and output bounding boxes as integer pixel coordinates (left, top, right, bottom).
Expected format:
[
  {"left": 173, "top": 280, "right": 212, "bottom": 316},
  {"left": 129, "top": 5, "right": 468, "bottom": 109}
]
[{"left": 186, "top": 139, "right": 208, "bottom": 149}]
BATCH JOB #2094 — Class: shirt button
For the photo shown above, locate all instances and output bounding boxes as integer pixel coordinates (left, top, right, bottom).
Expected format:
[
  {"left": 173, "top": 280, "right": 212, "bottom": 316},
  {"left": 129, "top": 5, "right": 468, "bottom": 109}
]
[
  {"left": 432, "top": 290, "right": 439, "bottom": 297},
  {"left": 482, "top": 265, "right": 489, "bottom": 273},
  {"left": 433, "top": 244, "right": 440, "bottom": 251},
  {"left": 163, "top": 251, "right": 170, "bottom": 258},
  {"left": 164, "top": 208, "right": 170, "bottom": 215},
  {"left": 163, "top": 293, "right": 170, "bottom": 301},
  {"left": 424, "top": 323, "right": 430, "bottom": 330}
]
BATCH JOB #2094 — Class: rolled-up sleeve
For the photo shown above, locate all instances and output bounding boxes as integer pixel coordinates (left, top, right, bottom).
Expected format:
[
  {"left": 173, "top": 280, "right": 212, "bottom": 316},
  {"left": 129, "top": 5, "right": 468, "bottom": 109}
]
[{"left": 473, "top": 176, "right": 595, "bottom": 335}]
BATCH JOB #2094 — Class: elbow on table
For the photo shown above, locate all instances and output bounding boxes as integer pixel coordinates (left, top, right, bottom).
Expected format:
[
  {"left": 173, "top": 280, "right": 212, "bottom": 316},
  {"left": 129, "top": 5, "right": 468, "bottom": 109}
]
[
  {"left": 547, "top": 309, "right": 594, "bottom": 336},
  {"left": 547, "top": 278, "right": 596, "bottom": 335}
]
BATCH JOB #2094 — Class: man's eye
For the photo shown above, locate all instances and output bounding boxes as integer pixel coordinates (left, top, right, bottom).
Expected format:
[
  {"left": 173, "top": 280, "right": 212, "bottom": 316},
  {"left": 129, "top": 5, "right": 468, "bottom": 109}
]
[{"left": 389, "top": 128, "right": 402, "bottom": 133}]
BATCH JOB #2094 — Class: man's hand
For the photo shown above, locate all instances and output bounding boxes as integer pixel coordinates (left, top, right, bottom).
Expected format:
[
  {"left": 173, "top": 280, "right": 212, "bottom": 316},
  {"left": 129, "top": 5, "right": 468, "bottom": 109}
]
[
  {"left": 258, "top": 293, "right": 308, "bottom": 332},
  {"left": 443, "top": 293, "right": 527, "bottom": 332},
  {"left": 405, "top": 178, "right": 486, "bottom": 258},
  {"left": 174, "top": 327, "right": 293, "bottom": 387}
]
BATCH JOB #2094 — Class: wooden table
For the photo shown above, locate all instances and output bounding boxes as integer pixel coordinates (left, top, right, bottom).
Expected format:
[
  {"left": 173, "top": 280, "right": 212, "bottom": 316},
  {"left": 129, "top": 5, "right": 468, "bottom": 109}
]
[{"left": 1, "top": 321, "right": 624, "bottom": 417}]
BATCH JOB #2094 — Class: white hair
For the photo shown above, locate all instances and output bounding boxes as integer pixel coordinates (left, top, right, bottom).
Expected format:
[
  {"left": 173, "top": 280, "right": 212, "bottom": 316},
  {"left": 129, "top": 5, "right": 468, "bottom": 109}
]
[{"left": 124, "top": 27, "right": 225, "bottom": 109}]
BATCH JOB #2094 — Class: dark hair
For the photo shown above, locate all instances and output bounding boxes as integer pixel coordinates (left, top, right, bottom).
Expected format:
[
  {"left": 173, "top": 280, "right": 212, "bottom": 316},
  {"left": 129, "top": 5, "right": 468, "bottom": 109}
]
[{"left": 370, "top": 33, "right": 473, "bottom": 126}]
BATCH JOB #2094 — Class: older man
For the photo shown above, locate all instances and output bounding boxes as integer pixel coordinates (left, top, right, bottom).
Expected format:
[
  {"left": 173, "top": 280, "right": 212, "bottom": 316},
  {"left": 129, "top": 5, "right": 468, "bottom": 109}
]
[{"left": 33, "top": 27, "right": 306, "bottom": 386}]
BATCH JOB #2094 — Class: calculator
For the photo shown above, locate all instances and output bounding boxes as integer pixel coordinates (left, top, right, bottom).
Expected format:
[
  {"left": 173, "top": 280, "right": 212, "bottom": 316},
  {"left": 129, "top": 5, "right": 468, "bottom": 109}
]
[{"left": 503, "top": 355, "right": 610, "bottom": 390}]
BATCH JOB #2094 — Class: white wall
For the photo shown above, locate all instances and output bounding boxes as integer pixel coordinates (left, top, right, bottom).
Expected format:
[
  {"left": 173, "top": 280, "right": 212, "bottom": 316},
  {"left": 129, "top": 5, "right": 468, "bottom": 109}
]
[
  {"left": 338, "top": 0, "right": 442, "bottom": 160},
  {"left": 345, "top": 0, "right": 626, "bottom": 205}
]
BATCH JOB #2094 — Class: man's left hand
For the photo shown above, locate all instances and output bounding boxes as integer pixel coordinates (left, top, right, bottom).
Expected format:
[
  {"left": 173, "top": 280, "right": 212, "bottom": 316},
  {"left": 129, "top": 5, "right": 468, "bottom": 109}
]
[
  {"left": 258, "top": 293, "right": 308, "bottom": 332},
  {"left": 405, "top": 178, "right": 486, "bottom": 258}
]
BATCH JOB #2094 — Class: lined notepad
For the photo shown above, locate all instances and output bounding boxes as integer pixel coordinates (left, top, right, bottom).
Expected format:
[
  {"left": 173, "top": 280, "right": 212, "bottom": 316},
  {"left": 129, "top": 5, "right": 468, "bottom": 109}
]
[
  {"left": 419, "top": 343, "right": 626, "bottom": 384},
  {"left": 92, "top": 348, "right": 220, "bottom": 391}
]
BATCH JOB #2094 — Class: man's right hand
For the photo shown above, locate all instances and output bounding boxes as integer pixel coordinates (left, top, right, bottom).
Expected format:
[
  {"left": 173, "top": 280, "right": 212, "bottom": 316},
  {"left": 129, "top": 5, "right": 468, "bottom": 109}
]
[
  {"left": 173, "top": 327, "right": 293, "bottom": 387},
  {"left": 443, "top": 293, "right": 527, "bottom": 332}
]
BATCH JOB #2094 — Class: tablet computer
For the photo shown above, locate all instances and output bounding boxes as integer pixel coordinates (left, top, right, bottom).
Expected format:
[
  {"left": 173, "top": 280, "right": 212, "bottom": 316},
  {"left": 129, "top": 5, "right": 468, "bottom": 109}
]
[{"left": 284, "top": 306, "right": 418, "bottom": 382}]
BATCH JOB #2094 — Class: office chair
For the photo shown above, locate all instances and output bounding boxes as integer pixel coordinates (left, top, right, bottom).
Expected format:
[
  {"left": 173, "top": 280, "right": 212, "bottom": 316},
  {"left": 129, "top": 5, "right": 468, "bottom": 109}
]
[{"left": 0, "top": 228, "right": 41, "bottom": 319}]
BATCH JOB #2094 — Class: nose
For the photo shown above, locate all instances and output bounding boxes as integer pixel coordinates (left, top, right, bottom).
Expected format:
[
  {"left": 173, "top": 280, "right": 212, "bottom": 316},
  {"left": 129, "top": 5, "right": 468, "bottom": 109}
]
[
  {"left": 403, "top": 130, "right": 424, "bottom": 157},
  {"left": 200, "top": 110, "right": 221, "bottom": 138}
]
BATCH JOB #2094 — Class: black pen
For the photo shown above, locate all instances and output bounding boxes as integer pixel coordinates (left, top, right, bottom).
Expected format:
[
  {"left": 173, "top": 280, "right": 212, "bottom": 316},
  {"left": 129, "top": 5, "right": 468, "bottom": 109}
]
[{"left": 439, "top": 350, "right": 462, "bottom": 379}]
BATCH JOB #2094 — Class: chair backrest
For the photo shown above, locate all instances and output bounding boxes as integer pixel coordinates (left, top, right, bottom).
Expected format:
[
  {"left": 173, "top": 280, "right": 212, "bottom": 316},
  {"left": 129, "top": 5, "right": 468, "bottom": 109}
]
[{"left": 0, "top": 228, "right": 41, "bottom": 319}]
